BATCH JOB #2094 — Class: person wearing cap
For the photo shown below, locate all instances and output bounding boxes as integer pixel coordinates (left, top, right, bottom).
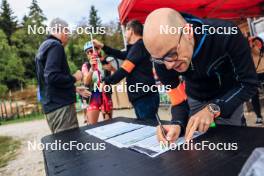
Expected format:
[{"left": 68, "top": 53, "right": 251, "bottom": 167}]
[
  {"left": 93, "top": 19, "right": 160, "bottom": 120},
  {"left": 142, "top": 8, "right": 258, "bottom": 143},
  {"left": 35, "top": 18, "right": 90, "bottom": 134},
  {"left": 81, "top": 41, "right": 115, "bottom": 124}
]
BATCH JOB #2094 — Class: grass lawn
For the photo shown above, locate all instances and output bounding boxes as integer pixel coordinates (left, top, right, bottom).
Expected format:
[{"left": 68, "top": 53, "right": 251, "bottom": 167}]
[
  {"left": 0, "top": 113, "right": 44, "bottom": 126},
  {"left": 0, "top": 136, "right": 21, "bottom": 168}
]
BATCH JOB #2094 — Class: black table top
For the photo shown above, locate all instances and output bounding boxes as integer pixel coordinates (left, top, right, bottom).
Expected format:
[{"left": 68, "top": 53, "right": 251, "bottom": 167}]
[{"left": 41, "top": 117, "right": 264, "bottom": 176}]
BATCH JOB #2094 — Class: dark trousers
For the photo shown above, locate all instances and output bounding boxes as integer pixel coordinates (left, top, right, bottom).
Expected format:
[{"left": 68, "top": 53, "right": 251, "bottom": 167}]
[
  {"left": 251, "top": 73, "right": 264, "bottom": 119},
  {"left": 132, "top": 93, "right": 160, "bottom": 120},
  {"left": 251, "top": 90, "right": 263, "bottom": 119}
]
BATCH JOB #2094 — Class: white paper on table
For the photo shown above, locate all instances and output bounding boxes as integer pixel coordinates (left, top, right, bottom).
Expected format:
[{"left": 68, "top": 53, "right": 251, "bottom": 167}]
[
  {"left": 85, "top": 121, "right": 203, "bottom": 158},
  {"left": 106, "top": 126, "right": 156, "bottom": 148},
  {"left": 85, "top": 122, "right": 144, "bottom": 140},
  {"left": 129, "top": 131, "right": 203, "bottom": 158}
]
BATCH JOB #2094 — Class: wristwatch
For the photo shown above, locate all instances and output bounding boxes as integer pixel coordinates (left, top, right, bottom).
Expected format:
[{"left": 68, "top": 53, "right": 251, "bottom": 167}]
[{"left": 207, "top": 103, "right": 221, "bottom": 118}]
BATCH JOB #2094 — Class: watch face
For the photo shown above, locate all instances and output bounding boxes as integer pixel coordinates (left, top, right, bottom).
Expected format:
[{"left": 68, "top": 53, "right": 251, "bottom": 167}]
[{"left": 210, "top": 104, "right": 220, "bottom": 113}]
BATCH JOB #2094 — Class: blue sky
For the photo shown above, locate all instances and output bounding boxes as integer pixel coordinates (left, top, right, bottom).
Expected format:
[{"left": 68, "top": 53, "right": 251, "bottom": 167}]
[{"left": 1, "top": 0, "right": 120, "bottom": 27}]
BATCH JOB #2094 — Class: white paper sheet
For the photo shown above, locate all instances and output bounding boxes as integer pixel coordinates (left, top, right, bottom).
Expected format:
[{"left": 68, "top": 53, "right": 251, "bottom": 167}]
[
  {"left": 106, "top": 126, "right": 156, "bottom": 148},
  {"left": 85, "top": 121, "right": 203, "bottom": 158},
  {"left": 129, "top": 131, "right": 202, "bottom": 158},
  {"left": 85, "top": 122, "right": 144, "bottom": 140}
]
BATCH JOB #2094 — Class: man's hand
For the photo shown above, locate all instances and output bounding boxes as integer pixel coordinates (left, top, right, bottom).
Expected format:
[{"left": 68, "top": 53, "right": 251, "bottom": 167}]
[
  {"left": 73, "top": 70, "right": 83, "bottom": 82},
  {"left": 93, "top": 39, "right": 104, "bottom": 49},
  {"left": 185, "top": 107, "right": 214, "bottom": 142},
  {"left": 157, "top": 125, "right": 181, "bottom": 144},
  {"left": 103, "top": 63, "right": 115, "bottom": 72},
  {"left": 76, "top": 87, "right": 91, "bottom": 98}
]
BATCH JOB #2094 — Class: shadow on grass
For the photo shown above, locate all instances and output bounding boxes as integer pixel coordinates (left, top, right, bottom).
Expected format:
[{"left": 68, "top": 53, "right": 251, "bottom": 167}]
[
  {"left": 0, "top": 113, "right": 45, "bottom": 126},
  {"left": 0, "top": 136, "right": 21, "bottom": 168}
]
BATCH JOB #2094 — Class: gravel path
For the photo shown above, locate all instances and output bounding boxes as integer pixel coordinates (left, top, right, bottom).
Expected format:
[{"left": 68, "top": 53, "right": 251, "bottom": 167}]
[{"left": 0, "top": 119, "right": 50, "bottom": 176}]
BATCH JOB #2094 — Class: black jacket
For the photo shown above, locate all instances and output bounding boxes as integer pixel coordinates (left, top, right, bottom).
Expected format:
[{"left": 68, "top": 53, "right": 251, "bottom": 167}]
[
  {"left": 155, "top": 14, "right": 258, "bottom": 128},
  {"left": 35, "top": 35, "right": 76, "bottom": 114},
  {"left": 102, "top": 39, "right": 158, "bottom": 103}
]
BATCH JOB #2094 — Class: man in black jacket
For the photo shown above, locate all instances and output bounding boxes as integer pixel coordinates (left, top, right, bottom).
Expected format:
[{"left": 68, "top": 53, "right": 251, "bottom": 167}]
[
  {"left": 35, "top": 18, "right": 90, "bottom": 133},
  {"left": 143, "top": 8, "right": 258, "bottom": 142},
  {"left": 93, "top": 20, "right": 160, "bottom": 120}
]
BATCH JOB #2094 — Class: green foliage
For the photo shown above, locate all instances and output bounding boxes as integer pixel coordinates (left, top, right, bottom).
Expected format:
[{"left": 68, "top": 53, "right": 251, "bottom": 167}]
[
  {"left": 0, "top": 0, "right": 17, "bottom": 44},
  {"left": 68, "top": 59, "right": 78, "bottom": 74},
  {"left": 12, "top": 28, "right": 39, "bottom": 79},
  {"left": 102, "top": 21, "right": 124, "bottom": 49},
  {"left": 89, "top": 5, "right": 101, "bottom": 27},
  {"left": 11, "top": 0, "right": 47, "bottom": 79},
  {"left": 0, "top": 84, "right": 7, "bottom": 96},
  {"left": 65, "top": 33, "right": 89, "bottom": 68},
  {"left": 0, "top": 113, "right": 44, "bottom": 126},
  {"left": 0, "top": 136, "right": 21, "bottom": 168},
  {"left": 0, "top": 30, "right": 25, "bottom": 91},
  {"left": 26, "top": 0, "right": 47, "bottom": 27},
  {"left": 0, "top": 1, "right": 124, "bottom": 96}
]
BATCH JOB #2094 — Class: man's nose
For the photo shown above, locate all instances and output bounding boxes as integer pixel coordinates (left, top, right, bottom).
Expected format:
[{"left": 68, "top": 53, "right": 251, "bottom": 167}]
[{"left": 164, "top": 61, "right": 176, "bottom": 70}]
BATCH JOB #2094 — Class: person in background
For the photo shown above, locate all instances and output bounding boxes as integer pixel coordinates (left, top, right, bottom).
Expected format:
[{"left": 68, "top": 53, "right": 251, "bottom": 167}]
[
  {"left": 81, "top": 41, "right": 115, "bottom": 124},
  {"left": 93, "top": 20, "right": 160, "bottom": 120},
  {"left": 35, "top": 18, "right": 90, "bottom": 133},
  {"left": 249, "top": 36, "right": 264, "bottom": 124}
]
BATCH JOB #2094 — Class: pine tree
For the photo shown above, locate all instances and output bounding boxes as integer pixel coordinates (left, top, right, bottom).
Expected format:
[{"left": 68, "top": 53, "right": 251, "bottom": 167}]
[
  {"left": 0, "top": 0, "right": 17, "bottom": 44},
  {"left": 11, "top": 0, "right": 47, "bottom": 79},
  {"left": 25, "top": 0, "right": 46, "bottom": 27},
  {"left": 21, "top": 15, "right": 29, "bottom": 26},
  {"left": 89, "top": 5, "right": 101, "bottom": 28}
]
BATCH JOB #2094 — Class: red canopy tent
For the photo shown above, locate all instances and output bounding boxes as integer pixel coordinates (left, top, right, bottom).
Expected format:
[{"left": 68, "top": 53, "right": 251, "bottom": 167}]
[{"left": 118, "top": 0, "right": 264, "bottom": 24}]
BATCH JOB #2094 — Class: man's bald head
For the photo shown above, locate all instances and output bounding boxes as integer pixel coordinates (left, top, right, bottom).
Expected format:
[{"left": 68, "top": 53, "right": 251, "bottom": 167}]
[
  {"left": 143, "top": 8, "right": 186, "bottom": 57},
  {"left": 143, "top": 8, "right": 195, "bottom": 72}
]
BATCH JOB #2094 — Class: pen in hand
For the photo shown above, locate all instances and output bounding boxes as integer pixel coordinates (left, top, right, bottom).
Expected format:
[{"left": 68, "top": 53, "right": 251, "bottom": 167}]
[{"left": 155, "top": 113, "right": 169, "bottom": 143}]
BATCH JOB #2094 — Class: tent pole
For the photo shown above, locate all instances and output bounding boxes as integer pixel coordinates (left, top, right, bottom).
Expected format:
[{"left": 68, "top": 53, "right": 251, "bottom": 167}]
[
  {"left": 247, "top": 18, "right": 253, "bottom": 36},
  {"left": 121, "top": 25, "right": 127, "bottom": 50}
]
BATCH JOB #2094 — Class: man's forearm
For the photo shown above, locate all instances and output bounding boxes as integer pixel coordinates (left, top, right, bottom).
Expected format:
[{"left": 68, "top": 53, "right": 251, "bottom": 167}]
[
  {"left": 102, "top": 45, "right": 127, "bottom": 60},
  {"left": 212, "top": 84, "right": 257, "bottom": 118},
  {"left": 103, "top": 68, "right": 128, "bottom": 85}
]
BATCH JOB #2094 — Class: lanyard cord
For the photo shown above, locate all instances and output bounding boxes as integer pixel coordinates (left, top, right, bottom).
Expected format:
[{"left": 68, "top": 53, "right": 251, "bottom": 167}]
[{"left": 184, "top": 18, "right": 207, "bottom": 59}]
